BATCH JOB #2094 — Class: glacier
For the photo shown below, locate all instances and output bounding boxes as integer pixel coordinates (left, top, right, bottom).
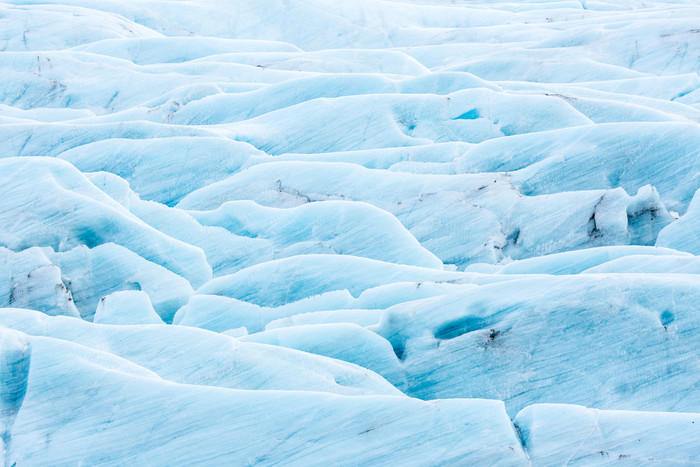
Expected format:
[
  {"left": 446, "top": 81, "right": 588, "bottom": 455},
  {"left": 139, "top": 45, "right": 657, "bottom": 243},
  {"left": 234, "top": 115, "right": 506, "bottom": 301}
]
[{"left": 1, "top": 0, "right": 700, "bottom": 464}]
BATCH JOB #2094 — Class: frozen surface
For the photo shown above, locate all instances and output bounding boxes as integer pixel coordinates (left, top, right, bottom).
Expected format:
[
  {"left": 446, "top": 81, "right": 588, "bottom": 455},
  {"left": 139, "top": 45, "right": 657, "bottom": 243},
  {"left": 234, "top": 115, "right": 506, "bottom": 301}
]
[
  {"left": 93, "top": 291, "right": 163, "bottom": 325},
  {"left": 0, "top": 157, "right": 211, "bottom": 288},
  {"left": 241, "top": 323, "right": 406, "bottom": 389},
  {"left": 516, "top": 404, "right": 700, "bottom": 465},
  {"left": 4, "top": 326, "right": 528, "bottom": 466},
  {"left": 2, "top": 0, "right": 700, "bottom": 463},
  {"left": 656, "top": 188, "right": 700, "bottom": 254},
  {"left": 0, "top": 309, "right": 401, "bottom": 397},
  {"left": 376, "top": 274, "right": 700, "bottom": 416},
  {"left": 189, "top": 200, "right": 444, "bottom": 269}
]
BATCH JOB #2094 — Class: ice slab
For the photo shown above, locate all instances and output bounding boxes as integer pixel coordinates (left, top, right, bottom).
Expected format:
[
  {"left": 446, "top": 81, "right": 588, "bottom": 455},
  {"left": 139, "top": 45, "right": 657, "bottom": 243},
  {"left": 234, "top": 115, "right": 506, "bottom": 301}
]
[
  {"left": 51, "top": 243, "right": 194, "bottom": 323},
  {"left": 93, "top": 291, "right": 163, "bottom": 325},
  {"left": 376, "top": 274, "right": 700, "bottom": 416},
  {"left": 656, "top": 188, "right": 700, "bottom": 254},
  {"left": 516, "top": 403, "right": 700, "bottom": 465},
  {"left": 242, "top": 323, "right": 405, "bottom": 389},
  {"left": 1, "top": 326, "right": 528, "bottom": 466},
  {"left": 0, "top": 247, "right": 79, "bottom": 318},
  {"left": 189, "top": 200, "right": 443, "bottom": 269},
  {"left": 0, "top": 157, "right": 211, "bottom": 288},
  {"left": 195, "top": 254, "right": 465, "bottom": 308},
  {"left": 179, "top": 161, "right": 674, "bottom": 266},
  {"left": 58, "top": 137, "right": 263, "bottom": 206},
  {"left": 0, "top": 309, "right": 400, "bottom": 397}
]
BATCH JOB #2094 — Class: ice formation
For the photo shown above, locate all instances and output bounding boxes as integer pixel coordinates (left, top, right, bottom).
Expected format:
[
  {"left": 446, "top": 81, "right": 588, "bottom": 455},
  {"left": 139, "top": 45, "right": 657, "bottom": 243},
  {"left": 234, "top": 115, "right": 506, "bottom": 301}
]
[{"left": 1, "top": 0, "right": 700, "bottom": 464}]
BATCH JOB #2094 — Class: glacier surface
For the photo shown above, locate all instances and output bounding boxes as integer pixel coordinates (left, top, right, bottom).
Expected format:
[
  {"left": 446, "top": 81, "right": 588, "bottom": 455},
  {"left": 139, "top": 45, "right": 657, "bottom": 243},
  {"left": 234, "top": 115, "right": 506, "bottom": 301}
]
[{"left": 1, "top": 0, "right": 700, "bottom": 464}]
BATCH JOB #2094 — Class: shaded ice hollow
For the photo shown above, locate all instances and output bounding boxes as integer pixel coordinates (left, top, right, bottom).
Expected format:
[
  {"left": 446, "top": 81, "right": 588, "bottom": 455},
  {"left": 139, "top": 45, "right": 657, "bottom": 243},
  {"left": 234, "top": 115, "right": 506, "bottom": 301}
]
[{"left": 1, "top": 0, "right": 700, "bottom": 464}]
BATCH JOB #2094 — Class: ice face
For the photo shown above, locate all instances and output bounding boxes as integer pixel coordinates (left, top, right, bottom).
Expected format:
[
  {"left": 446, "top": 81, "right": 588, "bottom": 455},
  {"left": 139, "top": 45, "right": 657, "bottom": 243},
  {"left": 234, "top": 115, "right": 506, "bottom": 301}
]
[
  {"left": 376, "top": 274, "right": 700, "bottom": 416},
  {"left": 0, "top": 157, "right": 212, "bottom": 288},
  {"left": 1, "top": 0, "right": 700, "bottom": 464},
  {"left": 656, "top": 188, "right": 700, "bottom": 254},
  {"left": 93, "top": 290, "right": 164, "bottom": 325},
  {"left": 4, "top": 326, "right": 527, "bottom": 466},
  {"left": 515, "top": 404, "right": 700, "bottom": 465}
]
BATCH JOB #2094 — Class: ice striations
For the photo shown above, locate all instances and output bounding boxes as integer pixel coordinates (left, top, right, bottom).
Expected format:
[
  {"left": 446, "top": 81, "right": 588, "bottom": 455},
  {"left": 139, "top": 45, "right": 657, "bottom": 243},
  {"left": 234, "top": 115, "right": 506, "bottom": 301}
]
[{"left": 1, "top": 0, "right": 700, "bottom": 464}]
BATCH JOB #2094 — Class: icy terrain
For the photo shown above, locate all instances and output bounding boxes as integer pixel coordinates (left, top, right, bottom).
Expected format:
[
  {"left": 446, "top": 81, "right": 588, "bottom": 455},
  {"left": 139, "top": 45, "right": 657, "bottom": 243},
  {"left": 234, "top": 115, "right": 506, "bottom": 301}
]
[{"left": 1, "top": 0, "right": 700, "bottom": 464}]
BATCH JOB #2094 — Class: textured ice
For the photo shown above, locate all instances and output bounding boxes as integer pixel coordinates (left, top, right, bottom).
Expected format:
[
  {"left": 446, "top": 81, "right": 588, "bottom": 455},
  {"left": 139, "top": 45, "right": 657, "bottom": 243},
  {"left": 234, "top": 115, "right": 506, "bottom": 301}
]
[
  {"left": 93, "top": 291, "right": 163, "bottom": 325},
  {"left": 189, "top": 200, "right": 443, "bottom": 269},
  {"left": 50, "top": 243, "right": 194, "bottom": 322},
  {"left": 0, "top": 247, "right": 80, "bottom": 318},
  {"left": 2, "top": 0, "right": 700, "bottom": 463},
  {"left": 241, "top": 323, "right": 405, "bottom": 389},
  {"left": 58, "top": 137, "right": 264, "bottom": 206},
  {"left": 0, "top": 309, "right": 401, "bottom": 396},
  {"left": 516, "top": 404, "right": 700, "bottom": 465},
  {"left": 0, "top": 157, "right": 211, "bottom": 287},
  {"left": 468, "top": 245, "right": 691, "bottom": 275},
  {"left": 175, "top": 280, "right": 483, "bottom": 334},
  {"left": 656, "top": 188, "right": 700, "bottom": 254},
  {"left": 173, "top": 291, "right": 358, "bottom": 334},
  {"left": 194, "top": 254, "right": 465, "bottom": 307},
  {"left": 376, "top": 274, "right": 700, "bottom": 416},
  {"left": 4, "top": 327, "right": 527, "bottom": 465},
  {"left": 179, "top": 161, "right": 675, "bottom": 266}
]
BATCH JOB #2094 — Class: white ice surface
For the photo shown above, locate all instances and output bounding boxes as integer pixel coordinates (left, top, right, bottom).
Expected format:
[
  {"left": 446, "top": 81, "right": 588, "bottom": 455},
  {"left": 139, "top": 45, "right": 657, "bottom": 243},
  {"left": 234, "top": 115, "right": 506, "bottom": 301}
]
[{"left": 2, "top": 0, "right": 700, "bottom": 463}]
